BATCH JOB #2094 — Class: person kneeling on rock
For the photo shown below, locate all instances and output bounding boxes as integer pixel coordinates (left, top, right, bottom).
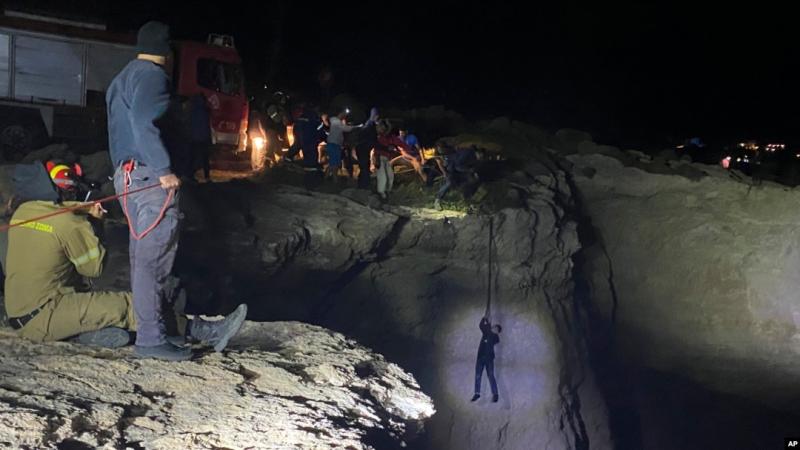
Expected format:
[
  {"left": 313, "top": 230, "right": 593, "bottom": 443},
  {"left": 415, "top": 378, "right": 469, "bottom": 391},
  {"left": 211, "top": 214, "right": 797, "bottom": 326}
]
[
  {"left": 3, "top": 161, "right": 247, "bottom": 360},
  {"left": 472, "top": 316, "right": 501, "bottom": 403}
]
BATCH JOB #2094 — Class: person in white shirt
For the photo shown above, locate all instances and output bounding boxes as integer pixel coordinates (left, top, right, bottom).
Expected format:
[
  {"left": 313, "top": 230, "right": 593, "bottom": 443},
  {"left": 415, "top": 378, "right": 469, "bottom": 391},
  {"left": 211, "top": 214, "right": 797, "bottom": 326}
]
[{"left": 325, "top": 108, "right": 357, "bottom": 180}]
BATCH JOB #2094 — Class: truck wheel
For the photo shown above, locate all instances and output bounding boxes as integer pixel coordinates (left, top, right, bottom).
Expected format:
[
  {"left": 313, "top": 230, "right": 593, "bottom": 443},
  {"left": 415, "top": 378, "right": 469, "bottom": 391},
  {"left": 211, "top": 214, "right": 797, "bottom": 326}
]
[
  {"left": 251, "top": 143, "right": 268, "bottom": 171},
  {"left": 0, "top": 125, "right": 33, "bottom": 163}
]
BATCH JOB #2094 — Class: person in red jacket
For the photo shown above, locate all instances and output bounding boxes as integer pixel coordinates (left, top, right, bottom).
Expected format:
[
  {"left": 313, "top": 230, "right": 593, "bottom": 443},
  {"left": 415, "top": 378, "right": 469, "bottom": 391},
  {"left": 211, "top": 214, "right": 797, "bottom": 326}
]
[
  {"left": 374, "top": 121, "right": 399, "bottom": 199},
  {"left": 380, "top": 129, "right": 427, "bottom": 183}
]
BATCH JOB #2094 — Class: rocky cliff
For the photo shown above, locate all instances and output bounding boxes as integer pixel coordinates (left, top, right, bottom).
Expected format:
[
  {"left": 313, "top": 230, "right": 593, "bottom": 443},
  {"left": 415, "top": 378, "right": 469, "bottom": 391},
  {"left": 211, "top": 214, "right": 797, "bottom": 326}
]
[
  {"left": 0, "top": 321, "right": 433, "bottom": 449},
  {"left": 171, "top": 174, "right": 612, "bottom": 449}
]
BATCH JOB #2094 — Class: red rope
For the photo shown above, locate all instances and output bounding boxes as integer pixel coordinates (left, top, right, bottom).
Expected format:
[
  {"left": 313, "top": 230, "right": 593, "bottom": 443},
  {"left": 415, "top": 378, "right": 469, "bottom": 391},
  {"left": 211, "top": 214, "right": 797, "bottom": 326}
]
[
  {"left": 0, "top": 183, "right": 164, "bottom": 233},
  {"left": 122, "top": 170, "right": 174, "bottom": 241}
]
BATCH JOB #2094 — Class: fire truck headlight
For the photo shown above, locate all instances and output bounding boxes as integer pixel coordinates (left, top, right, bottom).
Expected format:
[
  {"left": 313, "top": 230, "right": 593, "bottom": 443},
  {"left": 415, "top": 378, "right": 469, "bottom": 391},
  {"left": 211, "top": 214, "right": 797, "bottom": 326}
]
[{"left": 252, "top": 136, "right": 266, "bottom": 152}]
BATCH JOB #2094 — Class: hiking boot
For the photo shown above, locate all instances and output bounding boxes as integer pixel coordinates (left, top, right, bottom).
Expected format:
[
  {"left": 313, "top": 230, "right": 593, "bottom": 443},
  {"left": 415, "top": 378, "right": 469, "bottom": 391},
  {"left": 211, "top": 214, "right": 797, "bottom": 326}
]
[
  {"left": 470, "top": 394, "right": 480, "bottom": 402},
  {"left": 72, "top": 327, "right": 130, "bottom": 348},
  {"left": 166, "top": 335, "right": 187, "bottom": 346},
  {"left": 433, "top": 199, "right": 443, "bottom": 211},
  {"left": 135, "top": 342, "right": 192, "bottom": 361},
  {"left": 188, "top": 304, "right": 248, "bottom": 352}
]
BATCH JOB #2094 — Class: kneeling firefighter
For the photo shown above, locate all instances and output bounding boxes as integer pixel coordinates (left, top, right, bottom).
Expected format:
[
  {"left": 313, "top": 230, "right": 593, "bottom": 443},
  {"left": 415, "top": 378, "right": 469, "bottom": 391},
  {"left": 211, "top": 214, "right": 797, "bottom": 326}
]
[{"left": 3, "top": 161, "right": 247, "bottom": 358}]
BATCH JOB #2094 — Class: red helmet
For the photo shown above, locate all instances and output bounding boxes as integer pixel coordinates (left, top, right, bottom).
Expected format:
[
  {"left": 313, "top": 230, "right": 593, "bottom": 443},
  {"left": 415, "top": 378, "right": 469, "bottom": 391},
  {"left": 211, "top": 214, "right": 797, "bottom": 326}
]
[{"left": 45, "top": 161, "right": 82, "bottom": 191}]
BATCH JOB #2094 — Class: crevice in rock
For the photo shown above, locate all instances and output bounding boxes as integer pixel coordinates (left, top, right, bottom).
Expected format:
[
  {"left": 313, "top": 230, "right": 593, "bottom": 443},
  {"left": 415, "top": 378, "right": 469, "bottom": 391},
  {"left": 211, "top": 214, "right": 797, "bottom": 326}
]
[
  {"left": 541, "top": 290, "right": 590, "bottom": 450},
  {"left": 114, "top": 402, "right": 150, "bottom": 450},
  {"left": 557, "top": 156, "right": 644, "bottom": 450},
  {"left": 55, "top": 438, "right": 95, "bottom": 450},
  {"left": 132, "top": 384, "right": 173, "bottom": 403}
]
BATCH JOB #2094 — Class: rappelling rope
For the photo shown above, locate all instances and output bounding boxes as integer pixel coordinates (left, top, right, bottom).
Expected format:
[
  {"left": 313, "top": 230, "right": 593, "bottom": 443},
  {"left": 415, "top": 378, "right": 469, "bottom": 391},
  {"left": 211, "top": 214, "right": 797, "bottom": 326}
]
[
  {"left": 485, "top": 216, "right": 494, "bottom": 318},
  {"left": 121, "top": 167, "right": 174, "bottom": 241},
  {"left": 0, "top": 182, "right": 168, "bottom": 237}
]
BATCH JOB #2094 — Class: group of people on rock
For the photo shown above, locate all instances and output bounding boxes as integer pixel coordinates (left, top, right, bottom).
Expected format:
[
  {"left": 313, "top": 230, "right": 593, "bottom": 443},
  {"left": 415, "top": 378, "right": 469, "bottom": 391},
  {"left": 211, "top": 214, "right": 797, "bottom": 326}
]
[{"left": 279, "top": 104, "right": 482, "bottom": 210}]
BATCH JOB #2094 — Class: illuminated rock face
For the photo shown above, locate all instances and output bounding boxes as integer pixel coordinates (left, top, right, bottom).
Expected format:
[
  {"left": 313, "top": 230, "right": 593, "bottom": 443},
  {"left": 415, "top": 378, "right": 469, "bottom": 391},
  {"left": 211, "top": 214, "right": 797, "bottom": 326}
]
[
  {"left": 170, "top": 178, "right": 614, "bottom": 449},
  {"left": 324, "top": 202, "right": 611, "bottom": 450},
  {"left": 567, "top": 152, "right": 800, "bottom": 445},
  {"left": 0, "top": 321, "right": 433, "bottom": 449}
]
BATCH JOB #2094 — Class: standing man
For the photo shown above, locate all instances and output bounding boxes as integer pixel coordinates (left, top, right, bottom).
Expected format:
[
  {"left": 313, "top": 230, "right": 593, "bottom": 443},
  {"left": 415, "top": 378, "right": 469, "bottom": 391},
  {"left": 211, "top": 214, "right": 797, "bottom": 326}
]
[
  {"left": 106, "top": 21, "right": 192, "bottom": 361},
  {"left": 353, "top": 107, "right": 380, "bottom": 190},
  {"left": 189, "top": 94, "right": 213, "bottom": 182},
  {"left": 472, "top": 316, "right": 501, "bottom": 403},
  {"left": 326, "top": 108, "right": 357, "bottom": 180}
]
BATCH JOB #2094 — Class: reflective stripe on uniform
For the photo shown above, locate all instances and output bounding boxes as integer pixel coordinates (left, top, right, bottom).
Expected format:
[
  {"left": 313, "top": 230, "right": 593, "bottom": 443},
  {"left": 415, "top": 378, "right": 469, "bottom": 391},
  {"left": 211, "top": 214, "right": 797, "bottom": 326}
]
[
  {"left": 69, "top": 247, "right": 100, "bottom": 267},
  {"left": 9, "top": 220, "right": 54, "bottom": 233}
]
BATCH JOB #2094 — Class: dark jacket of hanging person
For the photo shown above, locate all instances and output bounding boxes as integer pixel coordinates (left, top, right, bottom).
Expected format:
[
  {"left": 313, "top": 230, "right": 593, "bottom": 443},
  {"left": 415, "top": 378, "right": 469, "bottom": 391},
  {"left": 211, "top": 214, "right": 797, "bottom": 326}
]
[{"left": 477, "top": 317, "right": 500, "bottom": 360}]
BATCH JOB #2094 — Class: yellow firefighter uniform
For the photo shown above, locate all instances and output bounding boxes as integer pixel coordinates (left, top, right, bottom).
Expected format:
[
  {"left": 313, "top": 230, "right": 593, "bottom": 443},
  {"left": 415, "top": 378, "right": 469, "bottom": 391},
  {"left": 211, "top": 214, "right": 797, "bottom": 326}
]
[{"left": 4, "top": 201, "right": 135, "bottom": 342}]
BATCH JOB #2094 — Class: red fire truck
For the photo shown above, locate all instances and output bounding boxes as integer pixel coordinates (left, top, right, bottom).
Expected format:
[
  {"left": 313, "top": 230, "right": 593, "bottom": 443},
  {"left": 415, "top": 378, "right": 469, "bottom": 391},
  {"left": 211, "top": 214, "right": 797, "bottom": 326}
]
[{"left": 0, "top": 9, "right": 264, "bottom": 170}]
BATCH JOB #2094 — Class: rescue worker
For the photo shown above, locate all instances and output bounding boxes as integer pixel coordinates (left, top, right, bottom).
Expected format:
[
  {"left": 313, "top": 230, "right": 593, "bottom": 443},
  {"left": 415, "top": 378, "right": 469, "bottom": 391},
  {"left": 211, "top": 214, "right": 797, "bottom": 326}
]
[
  {"left": 189, "top": 94, "right": 212, "bottom": 182},
  {"left": 374, "top": 120, "right": 399, "bottom": 199},
  {"left": 107, "top": 21, "right": 246, "bottom": 360},
  {"left": 472, "top": 316, "right": 501, "bottom": 403},
  {"left": 3, "top": 162, "right": 248, "bottom": 351},
  {"left": 391, "top": 128, "right": 427, "bottom": 183},
  {"left": 287, "top": 104, "right": 325, "bottom": 170},
  {"left": 433, "top": 143, "right": 481, "bottom": 211},
  {"left": 326, "top": 108, "right": 358, "bottom": 180},
  {"left": 353, "top": 107, "right": 380, "bottom": 189}
]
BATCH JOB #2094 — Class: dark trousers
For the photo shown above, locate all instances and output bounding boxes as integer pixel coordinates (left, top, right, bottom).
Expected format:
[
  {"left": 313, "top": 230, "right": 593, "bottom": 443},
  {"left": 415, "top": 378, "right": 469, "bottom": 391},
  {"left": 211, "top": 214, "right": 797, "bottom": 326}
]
[
  {"left": 355, "top": 145, "right": 372, "bottom": 189},
  {"left": 343, "top": 146, "right": 355, "bottom": 178},
  {"left": 113, "top": 165, "right": 180, "bottom": 347},
  {"left": 193, "top": 142, "right": 211, "bottom": 180},
  {"left": 475, "top": 357, "right": 498, "bottom": 396},
  {"left": 286, "top": 141, "right": 302, "bottom": 160},
  {"left": 301, "top": 144, "right": 319, "bottom": 169}
]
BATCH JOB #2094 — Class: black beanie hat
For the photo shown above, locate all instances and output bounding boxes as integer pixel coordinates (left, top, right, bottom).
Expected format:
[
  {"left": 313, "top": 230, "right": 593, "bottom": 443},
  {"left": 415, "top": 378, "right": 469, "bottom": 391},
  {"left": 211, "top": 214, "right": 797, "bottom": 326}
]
[{"left": 136, "top": 21, "right": 171, "bottom": 56}]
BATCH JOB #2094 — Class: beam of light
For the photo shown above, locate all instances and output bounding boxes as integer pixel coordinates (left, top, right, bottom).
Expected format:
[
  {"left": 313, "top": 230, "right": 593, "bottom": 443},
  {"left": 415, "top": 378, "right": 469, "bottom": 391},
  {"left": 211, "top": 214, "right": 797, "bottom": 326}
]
[{"left": 434, "top": 302, "right": 558, "bottom": 447}]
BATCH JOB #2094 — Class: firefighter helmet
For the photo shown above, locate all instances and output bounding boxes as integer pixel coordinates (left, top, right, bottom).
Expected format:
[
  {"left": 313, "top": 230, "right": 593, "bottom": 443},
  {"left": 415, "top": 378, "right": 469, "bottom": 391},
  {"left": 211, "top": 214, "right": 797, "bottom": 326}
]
[{"left": 45, "top": 161, "right": 82, "bottom": 191}]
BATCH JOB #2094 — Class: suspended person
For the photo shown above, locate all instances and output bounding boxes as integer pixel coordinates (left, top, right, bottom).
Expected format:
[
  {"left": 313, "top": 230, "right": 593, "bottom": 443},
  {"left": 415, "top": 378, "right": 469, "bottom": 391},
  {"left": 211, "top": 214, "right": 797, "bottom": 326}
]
[
  {"left": 3, "top": 161, "right": 247, "bottom": 350},
  {"left": 472, "top": 316, "right": 502, "bottom": 403}
]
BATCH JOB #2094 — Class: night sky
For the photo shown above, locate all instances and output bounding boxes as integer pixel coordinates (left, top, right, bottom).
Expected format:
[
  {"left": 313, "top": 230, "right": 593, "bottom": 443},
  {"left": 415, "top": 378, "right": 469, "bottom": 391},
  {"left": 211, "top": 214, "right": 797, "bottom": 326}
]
[{"left": 10, "top": 1, "right": 800, "bottom": 148}]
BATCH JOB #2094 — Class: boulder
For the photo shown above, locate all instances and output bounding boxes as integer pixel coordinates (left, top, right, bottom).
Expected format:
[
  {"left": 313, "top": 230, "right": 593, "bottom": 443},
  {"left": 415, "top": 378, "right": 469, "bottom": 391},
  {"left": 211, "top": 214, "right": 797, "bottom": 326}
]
[
  {"left": 553, "top": 129, "right": 593, "bottom": 155},
  {"left": 20, "top": 143, "right": 75, "bottom": 165},
  {"left": 0, "top": 321, "right": 433, "bottom": 449},
  {"left": 78, "top": 151, "right": 114, "bottom": 183}
]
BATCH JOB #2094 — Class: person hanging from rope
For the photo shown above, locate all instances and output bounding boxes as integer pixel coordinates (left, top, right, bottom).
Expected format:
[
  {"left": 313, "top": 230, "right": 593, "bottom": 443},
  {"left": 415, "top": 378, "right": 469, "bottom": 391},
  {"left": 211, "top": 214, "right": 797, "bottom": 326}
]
[
  {"left": 472, "top": 216, "right": 501, "bottom": 403},
  {"left": 472, "top": 316, "right": 502, "bottom": 403},
  {"left": 3, "top": 161, "right": 247, "bottom": 352}
]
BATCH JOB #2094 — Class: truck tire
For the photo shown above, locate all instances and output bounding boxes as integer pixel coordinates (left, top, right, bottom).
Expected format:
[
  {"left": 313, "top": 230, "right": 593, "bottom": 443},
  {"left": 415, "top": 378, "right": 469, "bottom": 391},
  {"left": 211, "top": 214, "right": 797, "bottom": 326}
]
[
  {"left": 0, "top": 124, "right": 34, "bottom": 163},
  {"left": 0, "top": 106, "right": 51, "bottom": 163},
  {"left": 251, "top": 141, "right": 268, "bottom": 171}
]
